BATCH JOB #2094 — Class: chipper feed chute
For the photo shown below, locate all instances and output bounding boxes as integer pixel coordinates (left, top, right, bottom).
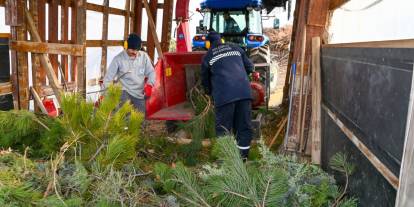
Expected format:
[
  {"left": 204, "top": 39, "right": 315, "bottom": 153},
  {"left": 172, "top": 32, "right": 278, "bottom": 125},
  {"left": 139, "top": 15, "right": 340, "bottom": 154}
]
[{"left": 146, "top": 52, "right": 206, "bottom": 121}]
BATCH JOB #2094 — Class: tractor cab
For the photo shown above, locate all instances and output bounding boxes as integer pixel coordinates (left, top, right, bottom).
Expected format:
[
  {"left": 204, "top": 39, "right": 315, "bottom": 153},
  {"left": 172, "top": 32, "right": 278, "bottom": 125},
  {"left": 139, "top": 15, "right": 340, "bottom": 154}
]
[{"left": 193, "top": 0, "right": 268, "bottom": 50}]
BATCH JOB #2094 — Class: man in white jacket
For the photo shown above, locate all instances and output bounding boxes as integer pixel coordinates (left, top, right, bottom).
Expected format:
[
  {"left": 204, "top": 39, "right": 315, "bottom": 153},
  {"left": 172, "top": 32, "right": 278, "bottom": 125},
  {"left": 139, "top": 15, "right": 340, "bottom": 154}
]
[{"left": 103, "top": 33, "right": 156, "bottom": 113}]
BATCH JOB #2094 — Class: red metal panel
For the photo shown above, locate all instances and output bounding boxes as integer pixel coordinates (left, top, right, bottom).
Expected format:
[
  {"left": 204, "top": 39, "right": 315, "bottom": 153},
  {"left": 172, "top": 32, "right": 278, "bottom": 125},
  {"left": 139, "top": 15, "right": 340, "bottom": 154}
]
[
  {"left": 175, "top": 0, "right": 191, "bottom": 52},
  {"left": 146, "top": 51, "right": 206, "bottom": 120}
]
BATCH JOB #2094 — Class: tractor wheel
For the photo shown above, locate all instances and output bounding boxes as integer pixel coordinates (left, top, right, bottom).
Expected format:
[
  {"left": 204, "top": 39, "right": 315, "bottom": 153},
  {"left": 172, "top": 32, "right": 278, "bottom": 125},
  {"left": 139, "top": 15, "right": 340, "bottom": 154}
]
[{"left": 249, "top": 45, "right": 279, "bottom": 101}]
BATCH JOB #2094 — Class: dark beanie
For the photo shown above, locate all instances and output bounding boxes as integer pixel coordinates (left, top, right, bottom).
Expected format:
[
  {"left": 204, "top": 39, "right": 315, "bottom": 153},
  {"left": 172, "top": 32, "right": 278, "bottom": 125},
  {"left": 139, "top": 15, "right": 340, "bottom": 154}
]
[
  {"left": 127, "top": 33, "right": 142, "bottom": 50},
  {"left": 207, "top": 31, "right": 221, "bottom": 44}
]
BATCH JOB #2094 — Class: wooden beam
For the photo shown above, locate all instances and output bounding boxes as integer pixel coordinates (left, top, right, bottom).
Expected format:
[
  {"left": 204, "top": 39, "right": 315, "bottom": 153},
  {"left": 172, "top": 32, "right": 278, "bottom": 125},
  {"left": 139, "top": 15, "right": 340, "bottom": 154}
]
[
  {"left": 10, "top": 41, "right": 85, "bottom": 56},
  {"left": 30, "top": 0, "right": 41, "bottom": 112},
  {"left": 133, "top": 0, "right": 143, "bottom": 35},
  {"left": 0, "top": 0, "right": 5, "bottom": 7},
  {"left": 38, "top": 0, "right": 46, "bottom": 85},
  {"left": 39, "top": 82, "right": 76, "bottom": 97},
  {"left": 0, "top": 82, "right": 12, "bottom": 96},
  {"left": 5, "top": 0, "right": 23, "bottom": 26},
  {"left": 86, "top": 40, "right": 147, "bottom": 47},
  {"left": 25, "top": 8, "right": 63, "bottom": 102},
  {"left": 323, "top": 39, "right": 414, "bottom": 48},
  {"left": 323, "top": 104, "right": 399, "bottom": 189},
  {"left": 310, "top": 37, "right": 322, "bottom": 164},
  {"left": 30, "top": 87, "right": 48, "bottom": 114},
  {"left": 143, "top": 0, "right": 163, "bottom": 60},
  {"left": 124, "top": 0, "right": 131, "bottom": 39},
  {"left": 71, "top": 0, "right": 78, "bottom": 83},
  {"left": 161, "top": 0, "right": 173, "bottom": 52},
  {"left": 396, "top": 64, "right": 414, "bottom": 207},
  {"left": 61, "top": 0, "right": 70, "bottom": 81},
  {"left": 329, "top": 0, "right": 350, "bottom": 10},
  {"left": 76, "top": 0, "right": 87, "bottom": 96},
  {"left": 48, "top": 0, "right": 59, "bottom": 75},
  {"left": 85, "top": 2, "right": 135, "bottom": 17},
  {"left": 101, "top": 0, "right": 109, "bottom": 79},
  {"left": 16, "top": 0, "right": 29, "bottom": 110},
  {"left": 145, "top": 0, "right": 158, "bottom": 60}
]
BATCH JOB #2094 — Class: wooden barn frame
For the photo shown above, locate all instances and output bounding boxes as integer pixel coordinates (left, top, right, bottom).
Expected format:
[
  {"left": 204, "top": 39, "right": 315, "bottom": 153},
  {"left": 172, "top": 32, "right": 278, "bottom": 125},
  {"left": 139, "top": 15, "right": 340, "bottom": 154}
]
[{"left": 0, "top": 0, "right": 174, "bottom": 111}]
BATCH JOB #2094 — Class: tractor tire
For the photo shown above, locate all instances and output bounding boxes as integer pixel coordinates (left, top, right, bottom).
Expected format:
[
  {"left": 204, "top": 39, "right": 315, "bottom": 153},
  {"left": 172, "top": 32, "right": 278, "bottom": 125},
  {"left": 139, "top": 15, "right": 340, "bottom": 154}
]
[{"left": 249, "top": 45, "right": 279, "bottom": 106}]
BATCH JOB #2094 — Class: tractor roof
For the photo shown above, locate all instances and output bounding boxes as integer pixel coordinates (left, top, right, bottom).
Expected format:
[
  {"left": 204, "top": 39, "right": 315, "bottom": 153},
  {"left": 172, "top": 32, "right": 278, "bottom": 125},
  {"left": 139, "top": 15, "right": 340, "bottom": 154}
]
[{"left": 200, "top": 0, "right": 262, "bottom": 10}]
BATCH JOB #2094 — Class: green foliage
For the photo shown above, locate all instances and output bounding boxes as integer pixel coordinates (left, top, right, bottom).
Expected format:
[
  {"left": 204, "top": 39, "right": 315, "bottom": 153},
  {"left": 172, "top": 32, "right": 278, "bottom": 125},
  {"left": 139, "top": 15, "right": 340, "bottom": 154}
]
[
  {"left": 179, "top": 84, "right": 215, "bottom": 166},
  {"left": 59, "top": 84, "right": 144, "bottom": 168},
  {"left": 155, "top": 137, "right": 358, "bottom": 207},
  {"left": 330, "top": 152, "right": 355, "bottom": 176},
  {"left": 0, "top": 110, "right": 65, "bottom": 157}
]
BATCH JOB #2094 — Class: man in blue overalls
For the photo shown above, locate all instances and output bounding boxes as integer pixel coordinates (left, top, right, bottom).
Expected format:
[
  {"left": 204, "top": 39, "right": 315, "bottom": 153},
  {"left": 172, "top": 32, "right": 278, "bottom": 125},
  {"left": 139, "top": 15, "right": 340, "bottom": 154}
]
[{"left": 201, "top": 31, "right": 254, "bottom": 160}]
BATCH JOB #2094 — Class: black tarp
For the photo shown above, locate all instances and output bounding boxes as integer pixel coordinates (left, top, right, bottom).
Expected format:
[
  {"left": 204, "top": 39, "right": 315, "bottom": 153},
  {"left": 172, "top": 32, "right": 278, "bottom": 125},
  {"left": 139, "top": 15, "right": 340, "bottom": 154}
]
[
  {"left": 320, "top": 47, "right": 414, "bottom": 207},
  {"left": 0, "top": 36, "right": 12, "bottom": 111}
]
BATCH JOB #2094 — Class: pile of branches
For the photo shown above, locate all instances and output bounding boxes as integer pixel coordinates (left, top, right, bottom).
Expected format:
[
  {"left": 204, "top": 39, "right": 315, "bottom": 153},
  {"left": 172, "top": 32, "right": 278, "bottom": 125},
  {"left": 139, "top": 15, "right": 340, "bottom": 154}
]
[
  {"left": 264, "top": 26, "right": 292, "bottom": 67},
  {"left": 154, "top": 136, "right": 358, "bottom": 207}
]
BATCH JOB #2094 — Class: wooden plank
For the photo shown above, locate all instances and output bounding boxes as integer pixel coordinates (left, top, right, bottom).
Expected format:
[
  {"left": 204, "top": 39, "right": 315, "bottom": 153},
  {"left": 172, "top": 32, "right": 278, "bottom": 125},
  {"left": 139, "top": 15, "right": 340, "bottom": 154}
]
[
  {"left": 0, "top": 0, "right": 5, "bottom": 7},
  {"left": 101, "top": 0, "right": 109, "bottom": 80},
  {"left": 10, "top": 41, "right": 85, "bottom": 56},
  {"left": 30, "top": 0, "right": 41, "bottom": 112},
  {"left": 76, "top": 0, "right": 87, "bottom": 96},
  {"left": 307, "top": 0, "right": 330, "bottom": 27},
  {"left": 161, "top": 0, "right": 173, "bottom": 52},
  {"left": 71, "top": 0, "right": 77, "bottom": 83},
  {"left": 61, "top": 0, "right": 70, "bottom": 81},
  {"left": 5, "top": 0, "right": 23, "bottom": 26},
  {"left": 323, "top": 104, "right": 399, "bottom": 189},
  {"left": 124, "top": 0, "right": 131, "bottom": 39},
  {"left": 0, "top": 82, "right": 12, "bottom": 96},
  {"left": 310, "top": 37, "right": 321, "bottom": 164},
  {"left": 329, "top": 0, "right": 350, "bottom": 10},
  {"left": 16, "top": 0, "right": 29, "bottom": 110},
  {"left": 39, "top": 82, "right": 76, "bottom": 97},
  {"left": 145, "top": 0, "right": 158, "bottom": 59},
  {"left": 25, "top": 8, "right": 63, "bottom": 102},
  {"left": 129, "top": 0, "right": 135, "bottom": 35},
  {"left": 48, "top": 0, "right": 59, "bottom": 75},
  {"left": 395, "top": 64, "right": 414, "bottom": 207},
  {"left": 133, "top": 0, "right": 143, "bottom": 35},
  {"left": 143, "top": 0, "right": 163, "bottom": 60},
  {"left": 296, "top": 25, "right": 307, "bottom": 151},
  {"left": 85, "top": 2, "right": 134, "bottom": 17},
  {"left": 38, "top": 0, "right": 47, "bottom": 85},
  {"left": 10, "top": 26, "right": 19, "bottom": 109},
  {"left": 30, "top": 87, "right": 48, "bottom": 114},
  {"left": 323, "top": 39, "right": 414, "bottom": 48}
]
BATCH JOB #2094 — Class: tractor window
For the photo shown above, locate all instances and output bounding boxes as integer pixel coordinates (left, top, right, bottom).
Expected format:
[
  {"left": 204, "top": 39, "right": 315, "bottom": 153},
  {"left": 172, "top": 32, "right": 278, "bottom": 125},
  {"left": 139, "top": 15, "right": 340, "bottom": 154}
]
[
  {"left": 249, "top": 10, "right": 262, "bottom": 34},
  {"left": 211, "top": 11, "right": 247, "bottom": 34}
]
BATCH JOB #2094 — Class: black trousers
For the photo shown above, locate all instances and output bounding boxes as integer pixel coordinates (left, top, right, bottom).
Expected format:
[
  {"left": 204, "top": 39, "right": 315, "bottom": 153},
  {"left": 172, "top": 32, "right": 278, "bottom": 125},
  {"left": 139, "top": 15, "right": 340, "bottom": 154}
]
[{"left": 215, "top": 99, "right": 253, "bottom": 158}]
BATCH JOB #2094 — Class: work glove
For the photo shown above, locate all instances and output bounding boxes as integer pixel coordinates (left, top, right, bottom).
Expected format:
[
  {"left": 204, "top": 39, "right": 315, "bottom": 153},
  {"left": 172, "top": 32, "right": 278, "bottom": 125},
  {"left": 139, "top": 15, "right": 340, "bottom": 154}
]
[{"left": 144, "top": 84, "right": 153, "bottom": 98}]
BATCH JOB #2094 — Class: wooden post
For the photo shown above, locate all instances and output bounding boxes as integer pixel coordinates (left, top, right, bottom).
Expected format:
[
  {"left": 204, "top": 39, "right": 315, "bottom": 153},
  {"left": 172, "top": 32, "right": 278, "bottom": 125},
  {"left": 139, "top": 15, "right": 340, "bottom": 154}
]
[
  {"left": 75, "top": 0, "right": 87, "bottom": 96},
  {"left": 395, "top": 64, "right": 414, "bottom": 207},
  {"left": 38, "top": 0, "right": 46, "bottom": 85},
  {"left": 16, "top": 0, "right": 29, "bottom": 110},
  {"left": 124, "top": 0, "right": 131, "bottom": 39},
  {"left": 145, "top": 0, "right": 158, "bottom": 60},
  {"left": 30, "top": 0, "right": 41, "bottom": 112},
  {"left": 143, "top": 0, "right": 163, "bottom": 60},
  {"left": 48, "top": 0, "right": 59, "bottom": 75},
  {"left": 129, "top": 0, "right": 135, "bottom": 35},
  {"left": 25, "top": 8, "right": 62, "bottom": 102},
  {"left": 310, "top": 37, "right": 321, "bottom": 164},
  {"left": 101, "top": 0, "right": 109, "bottom": 79},
  {"left": 71, "top": 0, "right": 78, "bottom": 82},
  {"left": 296, "top": 25, "right": 307, "bottom": 150},
  {"left": 133, "top": 0, "right": 143, "bottom": 35},
  {"left": 61, "top": 0, "right": 70, "bottom": 81},
  {"left": 161, "top": 0, "right": 173, "bottom": 52}
]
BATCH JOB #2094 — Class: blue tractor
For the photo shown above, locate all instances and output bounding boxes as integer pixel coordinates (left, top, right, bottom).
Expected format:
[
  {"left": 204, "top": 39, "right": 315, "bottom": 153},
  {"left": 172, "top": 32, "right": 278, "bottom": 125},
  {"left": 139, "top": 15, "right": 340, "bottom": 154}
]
[{"left": 192, "top": 0, "right": 290, "bottom": 108}]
